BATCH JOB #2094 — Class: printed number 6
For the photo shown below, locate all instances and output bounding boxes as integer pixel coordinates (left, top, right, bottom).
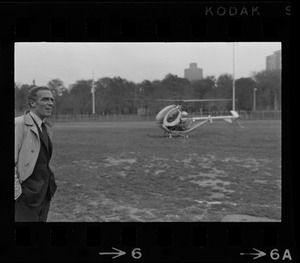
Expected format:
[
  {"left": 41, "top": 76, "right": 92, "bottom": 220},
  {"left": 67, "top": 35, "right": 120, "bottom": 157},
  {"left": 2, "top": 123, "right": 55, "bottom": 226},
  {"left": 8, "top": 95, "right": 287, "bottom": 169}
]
[
  {"left": 132, "top": 248, "right": 142, "bottom": 259},
  {"left": 270, "top": 249, "right": 280, "bottom": 260}
]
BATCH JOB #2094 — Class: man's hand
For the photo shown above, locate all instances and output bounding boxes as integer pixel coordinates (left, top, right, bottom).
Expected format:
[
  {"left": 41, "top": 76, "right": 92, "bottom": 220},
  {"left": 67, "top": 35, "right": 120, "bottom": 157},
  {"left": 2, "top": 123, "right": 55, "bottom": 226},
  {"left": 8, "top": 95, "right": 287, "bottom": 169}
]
[{"left": 15, "top": 168, "right": 22, "bottom": 200}]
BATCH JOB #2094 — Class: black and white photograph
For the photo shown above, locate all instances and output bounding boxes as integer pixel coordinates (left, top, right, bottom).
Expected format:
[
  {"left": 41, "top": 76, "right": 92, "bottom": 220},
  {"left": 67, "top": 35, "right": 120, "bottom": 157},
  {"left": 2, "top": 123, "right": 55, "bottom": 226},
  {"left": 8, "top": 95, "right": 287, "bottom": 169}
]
[{"left": 14, "top": 42, "right": 281, "bottom": 222}]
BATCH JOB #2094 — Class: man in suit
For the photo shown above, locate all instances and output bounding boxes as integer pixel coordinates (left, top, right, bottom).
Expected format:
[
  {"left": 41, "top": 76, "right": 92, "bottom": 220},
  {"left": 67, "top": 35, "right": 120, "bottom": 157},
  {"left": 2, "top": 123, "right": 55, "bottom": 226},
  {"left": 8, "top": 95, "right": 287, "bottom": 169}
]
[{"left": 15, "top": 86, "right": 57, "bottom": 222}]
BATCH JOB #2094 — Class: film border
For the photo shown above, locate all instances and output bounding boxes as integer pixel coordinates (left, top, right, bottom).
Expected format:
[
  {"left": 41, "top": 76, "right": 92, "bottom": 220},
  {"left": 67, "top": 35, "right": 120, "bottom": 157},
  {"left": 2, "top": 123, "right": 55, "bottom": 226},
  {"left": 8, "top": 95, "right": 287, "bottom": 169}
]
[{"left": 0, "top": 1, "right": 294, "bottom": 262}]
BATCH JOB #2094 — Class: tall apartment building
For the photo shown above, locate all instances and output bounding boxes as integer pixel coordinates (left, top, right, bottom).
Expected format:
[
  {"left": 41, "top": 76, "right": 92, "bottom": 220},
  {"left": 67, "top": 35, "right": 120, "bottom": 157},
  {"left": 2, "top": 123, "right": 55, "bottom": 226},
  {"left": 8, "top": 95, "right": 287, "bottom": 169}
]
[
  {"left": 266, "top": 50, "right": 281, "bottom": 71},
  {"left": 184, "top": 63, "right": 203, "bottom": 81}
]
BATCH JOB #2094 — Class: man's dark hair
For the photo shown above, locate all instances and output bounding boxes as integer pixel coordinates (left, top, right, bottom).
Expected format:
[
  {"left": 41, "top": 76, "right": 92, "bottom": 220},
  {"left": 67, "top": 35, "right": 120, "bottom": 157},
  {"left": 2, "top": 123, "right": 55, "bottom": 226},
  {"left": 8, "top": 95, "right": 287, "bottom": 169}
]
[{"left": 27, "top": 86, "right": 52, "bottom": 109}]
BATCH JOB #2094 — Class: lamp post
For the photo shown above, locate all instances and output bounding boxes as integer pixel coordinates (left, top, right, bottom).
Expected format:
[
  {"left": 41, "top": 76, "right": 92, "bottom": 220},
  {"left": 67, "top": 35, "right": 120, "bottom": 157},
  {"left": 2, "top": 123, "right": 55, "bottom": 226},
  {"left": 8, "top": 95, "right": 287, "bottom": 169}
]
[
  {"left": 253, "top": 88, "right": 257, "bottom": 112},
  {"left": 91, "top": 71, "right": 95, "bottom": 115},
  {"left": 232, "top": 43, "right": 236, "bottom": 111}
]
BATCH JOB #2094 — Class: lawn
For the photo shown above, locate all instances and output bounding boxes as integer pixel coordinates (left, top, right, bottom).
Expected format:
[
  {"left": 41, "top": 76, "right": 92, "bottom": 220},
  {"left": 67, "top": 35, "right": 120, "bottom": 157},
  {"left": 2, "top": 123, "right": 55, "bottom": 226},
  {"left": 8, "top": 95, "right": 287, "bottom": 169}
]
[{"left": 47, "top": 119, "right": 281, "bottom": 222}]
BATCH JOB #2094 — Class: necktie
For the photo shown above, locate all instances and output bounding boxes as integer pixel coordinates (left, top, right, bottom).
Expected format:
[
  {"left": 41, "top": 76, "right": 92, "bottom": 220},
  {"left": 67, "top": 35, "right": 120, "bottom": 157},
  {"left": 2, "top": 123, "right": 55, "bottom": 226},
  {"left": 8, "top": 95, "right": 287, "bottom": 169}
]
[{"left": 41, "top": 122, "right": 49, "bottom": 148}]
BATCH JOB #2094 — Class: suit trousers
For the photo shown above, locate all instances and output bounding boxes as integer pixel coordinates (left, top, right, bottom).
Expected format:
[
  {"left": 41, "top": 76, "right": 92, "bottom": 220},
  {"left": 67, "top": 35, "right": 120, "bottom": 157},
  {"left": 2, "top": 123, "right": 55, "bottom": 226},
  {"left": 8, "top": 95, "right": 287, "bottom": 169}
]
[{"left": 15, "top": 196, "right": 50, "bottom": 222}]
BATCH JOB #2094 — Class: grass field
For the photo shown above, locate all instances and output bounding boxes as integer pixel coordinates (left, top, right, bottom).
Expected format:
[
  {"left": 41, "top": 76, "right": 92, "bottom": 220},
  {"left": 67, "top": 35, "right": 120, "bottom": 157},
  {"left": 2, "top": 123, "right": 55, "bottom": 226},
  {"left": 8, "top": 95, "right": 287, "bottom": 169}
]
[{"left": 47, "top": 119, "right": 281, "bottom": 222}]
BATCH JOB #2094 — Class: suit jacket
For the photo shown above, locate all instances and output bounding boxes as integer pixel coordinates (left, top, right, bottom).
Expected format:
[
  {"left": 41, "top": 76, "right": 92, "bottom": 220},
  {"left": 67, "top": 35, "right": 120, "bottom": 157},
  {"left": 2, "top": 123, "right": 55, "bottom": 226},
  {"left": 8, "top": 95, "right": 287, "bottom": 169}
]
[
  {"left": 15, "top": 112, "right": 54, "bottom": 183},
  {"left": 20, "top": 117, "right": 56, "bottom": 207}
]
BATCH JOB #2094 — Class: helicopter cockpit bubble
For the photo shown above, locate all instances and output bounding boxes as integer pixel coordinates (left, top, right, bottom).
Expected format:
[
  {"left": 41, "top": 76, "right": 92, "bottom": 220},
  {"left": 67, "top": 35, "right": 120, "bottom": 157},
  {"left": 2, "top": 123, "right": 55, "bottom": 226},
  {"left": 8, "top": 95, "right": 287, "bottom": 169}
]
[
  {"left": 155, "top": 105, "right": 177, "bottom": 124},
  {"left": 163, "top": 107, "right": 181, "bottom": 127}
]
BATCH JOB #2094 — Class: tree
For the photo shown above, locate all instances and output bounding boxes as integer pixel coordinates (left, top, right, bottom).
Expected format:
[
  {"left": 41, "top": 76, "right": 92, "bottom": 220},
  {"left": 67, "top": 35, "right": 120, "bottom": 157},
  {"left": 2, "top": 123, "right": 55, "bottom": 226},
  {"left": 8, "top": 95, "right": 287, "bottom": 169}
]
[
  {"left": 15, "top": 84, "right": 32, "bottom": 113},
  {"left": 202, "top": 74, "right": 233, "bottom": 111},
  {"left": 137, "top": 80, "right": 155, "bottom": 115},
  {"left": 235, "top": 77, "right": 257, "bottom": 111},
  {"left": 14, "top": 66, "right": 282, "bottom": 117},
  {"left": 47, "top": 78, "right": 66, "bottom": 115},
  {"left": 191, "top": 76, "right": 215, "bottom": 99},
  {"left": 253, "top": 70, "right": 281, "bottom": 110},
  {"left": 95, "top": 77, "right": 114, "bottom": 114},
  {"left": 160, "top": 74, "right": 191, "bottom": 100},
  {"left": 55, "top": 87, "right": 73, "bottom": 114},
  {"left": 106, "top": 77, "right": 133, "bottom": 114},
  {"left": 187, "top": 76, "right": 215, "bottom": 113},
  {"left": 216, "top": 74, "right": 233, "bottom": 98},
  {"left": 47, "top": 79, "right": 65, "bottom": 97},
  {"left": 69, "top": 80, "right": 93, "bottom": 114},
  {"left": 94, "top": 77, "right": 137, "bottom": 114}
]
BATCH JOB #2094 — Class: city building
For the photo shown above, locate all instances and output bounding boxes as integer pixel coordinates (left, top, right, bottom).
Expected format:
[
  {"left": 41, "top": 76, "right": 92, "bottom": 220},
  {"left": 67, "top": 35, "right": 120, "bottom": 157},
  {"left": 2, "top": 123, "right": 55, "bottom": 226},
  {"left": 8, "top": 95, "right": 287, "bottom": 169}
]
[
  {"left": 266, "top": 50, "right": 281, "bottom": 71},
  {"left": 184, "top": 63, "right": 203, "bottom": 81}
]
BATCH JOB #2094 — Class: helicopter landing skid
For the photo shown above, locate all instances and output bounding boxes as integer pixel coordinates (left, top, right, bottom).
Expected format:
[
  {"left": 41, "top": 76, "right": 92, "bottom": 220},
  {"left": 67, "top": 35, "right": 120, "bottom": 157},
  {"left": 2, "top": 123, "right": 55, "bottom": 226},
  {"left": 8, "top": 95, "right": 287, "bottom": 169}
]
[{"left": 164, "top": 130, "right": 189, "bottom": 139}]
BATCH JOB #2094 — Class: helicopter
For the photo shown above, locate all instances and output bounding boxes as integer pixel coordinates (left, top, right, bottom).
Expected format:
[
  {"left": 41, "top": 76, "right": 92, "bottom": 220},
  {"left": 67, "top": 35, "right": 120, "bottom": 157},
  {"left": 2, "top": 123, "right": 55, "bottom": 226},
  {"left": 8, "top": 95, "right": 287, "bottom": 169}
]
[{"left": 155, "top": 99, "right": 241, "bottom": 138}]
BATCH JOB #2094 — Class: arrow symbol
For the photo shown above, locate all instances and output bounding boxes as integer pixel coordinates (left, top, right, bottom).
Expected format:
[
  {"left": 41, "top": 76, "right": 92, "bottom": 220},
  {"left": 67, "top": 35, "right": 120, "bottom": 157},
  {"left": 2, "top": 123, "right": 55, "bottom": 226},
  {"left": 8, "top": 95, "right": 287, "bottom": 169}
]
[
  {"left": 99, "top": 247, "right": 126, "bottom": 259},
  {"left": 240, "top": 248, "right": 266, "bottom": 260}
]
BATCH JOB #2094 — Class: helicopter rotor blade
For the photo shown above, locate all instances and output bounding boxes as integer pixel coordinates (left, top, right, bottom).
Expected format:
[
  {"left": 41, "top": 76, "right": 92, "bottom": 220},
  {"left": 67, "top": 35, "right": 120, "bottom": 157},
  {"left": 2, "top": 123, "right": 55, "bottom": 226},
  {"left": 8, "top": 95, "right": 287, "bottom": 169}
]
[
  {"left": 181, "top": 99, "right": 232, "bottom": 102},
  {"left": 155, "top": 99, "right": 233, "bottom": 102}
]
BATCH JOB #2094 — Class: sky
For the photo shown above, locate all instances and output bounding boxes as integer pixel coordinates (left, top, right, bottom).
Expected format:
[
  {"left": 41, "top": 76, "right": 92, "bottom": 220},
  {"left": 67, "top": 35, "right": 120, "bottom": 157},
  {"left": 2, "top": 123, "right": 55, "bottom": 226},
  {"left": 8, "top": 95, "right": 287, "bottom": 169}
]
[{"left": 15, "top": 42, "right": 281, "bottom": 88}]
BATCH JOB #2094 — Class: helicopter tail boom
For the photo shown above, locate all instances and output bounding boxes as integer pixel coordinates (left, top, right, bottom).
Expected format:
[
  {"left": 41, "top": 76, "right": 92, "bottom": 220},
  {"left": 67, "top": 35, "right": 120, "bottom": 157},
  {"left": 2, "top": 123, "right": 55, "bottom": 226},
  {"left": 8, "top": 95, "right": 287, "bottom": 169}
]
[{"left": 191, "top": 110, "right": 239, "bottom": 122}]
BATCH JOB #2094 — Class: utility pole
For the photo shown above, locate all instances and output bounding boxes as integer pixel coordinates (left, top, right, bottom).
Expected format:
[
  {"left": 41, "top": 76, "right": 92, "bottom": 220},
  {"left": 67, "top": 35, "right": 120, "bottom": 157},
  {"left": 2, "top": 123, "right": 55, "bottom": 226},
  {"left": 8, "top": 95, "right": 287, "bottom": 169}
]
[
  {"left": 253, "top": 88, "right": 257, "bottom": 111},
  {"left": 91, "top": 71, "right": 95, "bottom": 114}
]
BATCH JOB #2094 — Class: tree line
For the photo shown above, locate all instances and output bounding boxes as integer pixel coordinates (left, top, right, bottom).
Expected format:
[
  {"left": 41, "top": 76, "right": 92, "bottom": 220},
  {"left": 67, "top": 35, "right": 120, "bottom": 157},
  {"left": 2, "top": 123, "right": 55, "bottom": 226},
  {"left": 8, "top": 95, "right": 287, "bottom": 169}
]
[{"left": 15, "top": 69, "right": 281, "bottom": 116}]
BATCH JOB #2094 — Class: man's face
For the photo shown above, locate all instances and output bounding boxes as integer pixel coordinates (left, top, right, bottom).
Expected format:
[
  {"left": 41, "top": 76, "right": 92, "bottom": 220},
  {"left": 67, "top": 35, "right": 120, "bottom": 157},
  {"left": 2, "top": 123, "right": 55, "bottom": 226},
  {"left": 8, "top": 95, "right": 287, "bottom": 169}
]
[{"left": 31, "top": 89, "right": 55, "bottom": 120}]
